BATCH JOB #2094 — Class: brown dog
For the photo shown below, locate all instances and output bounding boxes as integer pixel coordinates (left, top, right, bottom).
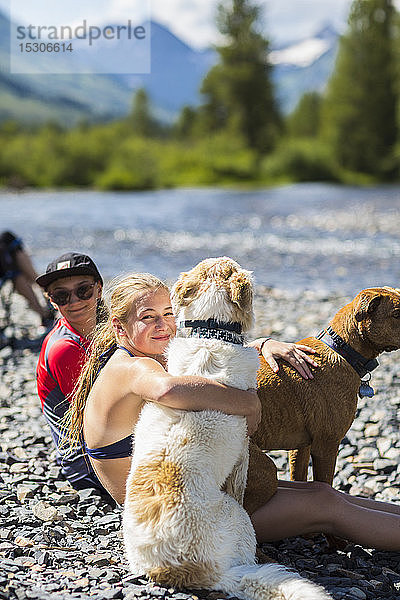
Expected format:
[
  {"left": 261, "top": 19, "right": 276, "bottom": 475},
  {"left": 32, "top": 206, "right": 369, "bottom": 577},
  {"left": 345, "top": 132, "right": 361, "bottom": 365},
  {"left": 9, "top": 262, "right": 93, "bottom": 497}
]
[{"left": 249, "top": 287, "right": 400, "bottom": 497}]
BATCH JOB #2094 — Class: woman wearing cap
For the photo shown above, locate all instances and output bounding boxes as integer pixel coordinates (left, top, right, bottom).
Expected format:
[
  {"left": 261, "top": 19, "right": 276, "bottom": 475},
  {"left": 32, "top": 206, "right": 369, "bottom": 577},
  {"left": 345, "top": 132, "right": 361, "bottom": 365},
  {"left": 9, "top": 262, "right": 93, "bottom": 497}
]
[{"left": 36, "top": 252, "right": 106, "bottom": 491}]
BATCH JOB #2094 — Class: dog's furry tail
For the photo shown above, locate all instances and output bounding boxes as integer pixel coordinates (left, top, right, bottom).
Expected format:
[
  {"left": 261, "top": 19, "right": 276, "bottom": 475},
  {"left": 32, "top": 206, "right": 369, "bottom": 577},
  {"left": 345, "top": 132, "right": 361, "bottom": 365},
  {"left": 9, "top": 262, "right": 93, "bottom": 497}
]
[{"left": 216, "top": 563, "right": 332, "bottom": 600}]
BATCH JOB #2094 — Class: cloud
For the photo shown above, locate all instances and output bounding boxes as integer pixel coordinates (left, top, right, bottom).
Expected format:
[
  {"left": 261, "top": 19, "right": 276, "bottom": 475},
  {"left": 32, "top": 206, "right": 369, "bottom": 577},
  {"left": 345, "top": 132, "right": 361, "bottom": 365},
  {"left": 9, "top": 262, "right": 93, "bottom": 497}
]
[
  {"left": 262, "top": 0, "right": 351, "bottom": 43},
  {"left": 155, "top": 2, "right": 218, "bottom": 48},
  {"left": 1, "top": 0, "right": 354, "bottom": 48},
  {"left": 99, "top": 0, "right": 151, "bottom": 23},
  {"left": 149, "top": 0, "right": 352, "bottom": 48}
]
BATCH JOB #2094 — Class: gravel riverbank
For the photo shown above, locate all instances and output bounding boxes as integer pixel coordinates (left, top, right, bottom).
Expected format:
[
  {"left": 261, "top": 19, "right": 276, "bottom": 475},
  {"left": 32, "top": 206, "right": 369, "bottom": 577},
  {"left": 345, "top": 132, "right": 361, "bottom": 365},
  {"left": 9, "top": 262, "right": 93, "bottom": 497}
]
[{"left": 1, "top": 287, "right": 399, "bottom": 600}]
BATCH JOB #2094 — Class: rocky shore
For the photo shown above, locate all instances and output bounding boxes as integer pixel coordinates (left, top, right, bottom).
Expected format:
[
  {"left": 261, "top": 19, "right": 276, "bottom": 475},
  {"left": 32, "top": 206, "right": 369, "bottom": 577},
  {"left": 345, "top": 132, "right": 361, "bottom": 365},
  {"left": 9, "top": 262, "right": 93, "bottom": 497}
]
[{"left": 1, "top": 287, "right": 399, "bottom": 600}]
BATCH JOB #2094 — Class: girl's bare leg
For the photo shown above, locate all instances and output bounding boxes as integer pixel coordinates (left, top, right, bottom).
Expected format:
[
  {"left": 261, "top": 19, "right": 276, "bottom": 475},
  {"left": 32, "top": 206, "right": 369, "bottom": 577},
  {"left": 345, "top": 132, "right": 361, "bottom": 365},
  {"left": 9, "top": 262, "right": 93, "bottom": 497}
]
[
  {"left": 277, "top": 479, "right": 400, "bottom": 515},
  {"left": 250, "top": 481, "right": 400, "bottom": 551}
]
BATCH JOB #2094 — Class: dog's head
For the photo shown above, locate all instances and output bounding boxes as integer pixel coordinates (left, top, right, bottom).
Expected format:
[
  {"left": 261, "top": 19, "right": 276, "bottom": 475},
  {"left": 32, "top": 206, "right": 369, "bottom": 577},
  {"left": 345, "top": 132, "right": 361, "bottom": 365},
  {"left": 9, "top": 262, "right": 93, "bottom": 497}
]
[
  {"left": 349, "top": 287, "right": 400, "bottom": 352},
  {"left": 171, "top": 257, "right": 254, "bottom": 332}
]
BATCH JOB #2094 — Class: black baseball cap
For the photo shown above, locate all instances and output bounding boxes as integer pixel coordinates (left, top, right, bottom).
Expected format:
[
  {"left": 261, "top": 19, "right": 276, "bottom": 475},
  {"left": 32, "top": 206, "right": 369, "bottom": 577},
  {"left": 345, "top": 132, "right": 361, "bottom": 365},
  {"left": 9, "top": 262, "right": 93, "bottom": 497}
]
[{"left": 36, "top": 252, "right": 103, "bottom": 289}]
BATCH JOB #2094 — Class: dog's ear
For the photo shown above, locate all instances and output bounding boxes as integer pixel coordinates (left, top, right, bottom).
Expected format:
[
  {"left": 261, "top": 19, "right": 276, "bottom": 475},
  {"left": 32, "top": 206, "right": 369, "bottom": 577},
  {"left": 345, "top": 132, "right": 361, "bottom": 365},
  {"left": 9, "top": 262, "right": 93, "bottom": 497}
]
[
  {"left": 229, "top": 270, "right": 253, "bottom": 310},
  {"left": 170, "top": 273, "right": 196, "bottom": 306},
  {"left": 354, "top": 292, "right": 382, "bottom": 322}
]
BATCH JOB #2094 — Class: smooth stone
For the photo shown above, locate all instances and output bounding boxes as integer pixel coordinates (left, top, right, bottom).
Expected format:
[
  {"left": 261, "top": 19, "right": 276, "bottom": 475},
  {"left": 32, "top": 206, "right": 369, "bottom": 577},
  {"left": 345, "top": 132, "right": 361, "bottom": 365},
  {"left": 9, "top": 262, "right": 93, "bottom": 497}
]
[
  {"left": 31, "top": 500, "right": 60, "bottom": 522},
  {"left": 356, "top": 447, "right": 379, "bottom": 461},
  {"left": 86, "top": 505, "right": 99, "bottom": 517},
  {"left": 14, "top": 536, "right": 34, "bottom": 548},
  {"left": 86, "top": 554, "right": 112, "bottom": 567},
  {"left": 53, "top": 481, "right": 76, "bottom": 493},
  {"left": 57, "top": 505, "right": 76, "bottom": 518},
  {"left": 363, "top": 424, "right": 380, "bottom": 438},
  {"left": 9, "top": 463, "right": 29, "bottom": 474},
  {"left": 16, "top": 484, "right": 38, "bottom": 503},
  {"left": 34, "top": 550, "right": 50, "bottom": 566},
  {"left": 71, "top": 577, "right": 90, "bottom": 588},
  {"left": 373, "top": 458, "right": 397, "bottom": 473},
  {"left": 346, "top": 587, "right": 366, "bottom": 599},
  {"left": 384, "top": 447, "right": 400, "bottom": 460},
  {"left": 124, "top": 584, "right": 147, "bottom": 596},
  {"left": 88, "top": 567, "right": 107, "bottom": 578},
  {"left": 376, "top": 438, "right": 393, "bottom": 456}
]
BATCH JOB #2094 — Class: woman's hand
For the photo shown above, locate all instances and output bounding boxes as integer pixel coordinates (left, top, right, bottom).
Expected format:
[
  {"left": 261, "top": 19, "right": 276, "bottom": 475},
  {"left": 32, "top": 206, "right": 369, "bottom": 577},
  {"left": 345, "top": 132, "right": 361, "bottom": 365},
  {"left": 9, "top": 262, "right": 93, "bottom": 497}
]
[
  {"left": 250, "top": 338, "right": 318, "bottom": 380},
  {"left": 245, "top": 389, "right": 262, "bottom": 436}
]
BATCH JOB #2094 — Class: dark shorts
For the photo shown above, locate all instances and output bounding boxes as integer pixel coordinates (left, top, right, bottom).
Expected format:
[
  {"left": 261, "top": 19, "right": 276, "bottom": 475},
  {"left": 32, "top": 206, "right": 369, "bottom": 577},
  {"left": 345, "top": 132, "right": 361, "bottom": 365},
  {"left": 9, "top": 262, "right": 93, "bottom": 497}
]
[
  {"left": 57, "top": 455, "right": 115, "bottom": 503},
  {"left": 0, "top": 231, "right": 23, "bottom": 280}
]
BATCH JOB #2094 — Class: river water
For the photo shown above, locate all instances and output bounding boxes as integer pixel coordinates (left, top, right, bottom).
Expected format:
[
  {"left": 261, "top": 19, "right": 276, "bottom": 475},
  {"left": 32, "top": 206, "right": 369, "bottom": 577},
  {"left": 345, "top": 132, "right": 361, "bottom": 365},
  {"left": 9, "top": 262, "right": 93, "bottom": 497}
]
[{"left": 1, "top": 183, "right": 399, "bottom": 294}]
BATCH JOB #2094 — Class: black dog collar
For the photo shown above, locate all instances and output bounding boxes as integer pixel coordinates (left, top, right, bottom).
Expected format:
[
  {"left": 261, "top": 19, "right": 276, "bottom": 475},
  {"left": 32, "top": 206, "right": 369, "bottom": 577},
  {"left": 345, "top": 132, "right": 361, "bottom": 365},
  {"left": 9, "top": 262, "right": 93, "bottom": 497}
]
[
  {"left": 316, "top": 326, "right": 379, "bottom": 379},
  {"left": 178, "top": 319, "right": 244, "bottom": 345}
]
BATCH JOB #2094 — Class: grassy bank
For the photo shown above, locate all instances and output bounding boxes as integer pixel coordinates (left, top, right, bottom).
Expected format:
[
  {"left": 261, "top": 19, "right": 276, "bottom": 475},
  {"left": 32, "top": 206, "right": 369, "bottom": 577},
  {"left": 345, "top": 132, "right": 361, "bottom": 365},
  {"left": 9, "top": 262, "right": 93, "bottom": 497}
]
[{"left": 0, "top": 123, "right": 383, "bottom": 191}]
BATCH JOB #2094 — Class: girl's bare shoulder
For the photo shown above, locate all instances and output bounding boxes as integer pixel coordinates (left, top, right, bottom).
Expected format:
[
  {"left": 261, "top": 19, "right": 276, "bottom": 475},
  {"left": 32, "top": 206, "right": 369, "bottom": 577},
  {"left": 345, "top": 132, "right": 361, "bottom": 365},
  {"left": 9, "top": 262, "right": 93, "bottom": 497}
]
[{"left": 102, "top": 352, "right": 166, "bottom": 379}]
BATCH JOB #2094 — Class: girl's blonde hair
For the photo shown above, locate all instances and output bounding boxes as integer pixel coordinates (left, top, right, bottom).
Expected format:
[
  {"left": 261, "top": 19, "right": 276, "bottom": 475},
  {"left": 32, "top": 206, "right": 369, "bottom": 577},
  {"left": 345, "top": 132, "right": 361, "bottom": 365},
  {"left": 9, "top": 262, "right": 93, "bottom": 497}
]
[{"left": 63, "top": 272, "right": 169, "bottom": 449}]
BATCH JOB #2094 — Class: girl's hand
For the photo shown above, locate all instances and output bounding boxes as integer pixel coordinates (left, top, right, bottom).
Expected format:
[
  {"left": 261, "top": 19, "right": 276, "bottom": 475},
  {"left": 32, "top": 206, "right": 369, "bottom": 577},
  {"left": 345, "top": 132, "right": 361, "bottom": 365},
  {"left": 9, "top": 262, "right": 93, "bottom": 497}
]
[{"left": 250, "top": 338, "right": 318, "bottom": 380}]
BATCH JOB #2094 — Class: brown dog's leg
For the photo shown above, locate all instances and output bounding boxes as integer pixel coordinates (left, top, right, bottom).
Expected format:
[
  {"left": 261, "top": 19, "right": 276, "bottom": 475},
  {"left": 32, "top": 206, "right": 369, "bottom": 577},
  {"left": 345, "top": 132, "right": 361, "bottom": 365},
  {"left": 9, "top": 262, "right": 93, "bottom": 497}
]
[
  {"left": 243, "top": 442, "right": 278, "bottom": 515},
  {"left": 289, "top": 446, "right": 311, "bottom": 481},
  {"left": 311, "top": 445, "right": 339, "bottom": 485},
  {"left": 244, "top": 443, "right": 278, "bottom": 564}
]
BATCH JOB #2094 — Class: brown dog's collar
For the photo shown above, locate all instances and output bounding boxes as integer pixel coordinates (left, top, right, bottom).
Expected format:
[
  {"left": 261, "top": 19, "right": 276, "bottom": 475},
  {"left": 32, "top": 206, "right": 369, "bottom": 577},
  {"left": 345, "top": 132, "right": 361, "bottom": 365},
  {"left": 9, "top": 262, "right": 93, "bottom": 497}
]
[{"left": 316, "top": 327, "right": 379, "bottom": 379}]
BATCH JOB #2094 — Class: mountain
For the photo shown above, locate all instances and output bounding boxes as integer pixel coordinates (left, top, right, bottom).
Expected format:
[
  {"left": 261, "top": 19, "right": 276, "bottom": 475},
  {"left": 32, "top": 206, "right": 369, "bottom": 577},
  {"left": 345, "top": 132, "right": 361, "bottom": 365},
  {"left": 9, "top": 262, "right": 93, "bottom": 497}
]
[
  {"left": 69, "top": 20, "right": 217, "bottom": 120},
  {"left": 117, "top": 21, "right": 216, "bottom": 118},
  {"left": 0, "top": 10, "right": 134, "bottom": 126},
  {"left": 0, "top": 10, "right": 339, "bottom": 126},
  {"left": 270, "top": 24, "right": 339, "bottom": 113}
]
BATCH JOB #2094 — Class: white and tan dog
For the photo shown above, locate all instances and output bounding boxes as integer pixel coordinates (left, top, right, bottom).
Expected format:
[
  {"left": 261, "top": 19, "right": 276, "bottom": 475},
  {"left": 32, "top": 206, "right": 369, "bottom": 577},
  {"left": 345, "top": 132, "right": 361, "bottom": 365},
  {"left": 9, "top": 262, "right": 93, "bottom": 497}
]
[{"left": 123, "top": 257, "right": 331, "bottom": 600}]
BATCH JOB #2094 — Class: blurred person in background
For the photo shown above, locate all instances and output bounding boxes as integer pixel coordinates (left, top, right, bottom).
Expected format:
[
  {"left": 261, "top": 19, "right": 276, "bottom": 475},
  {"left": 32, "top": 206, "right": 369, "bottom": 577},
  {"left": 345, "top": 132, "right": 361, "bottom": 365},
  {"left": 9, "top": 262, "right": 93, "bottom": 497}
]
[{"left": 0, "top": 230, "right": 53, "bottom": 327}]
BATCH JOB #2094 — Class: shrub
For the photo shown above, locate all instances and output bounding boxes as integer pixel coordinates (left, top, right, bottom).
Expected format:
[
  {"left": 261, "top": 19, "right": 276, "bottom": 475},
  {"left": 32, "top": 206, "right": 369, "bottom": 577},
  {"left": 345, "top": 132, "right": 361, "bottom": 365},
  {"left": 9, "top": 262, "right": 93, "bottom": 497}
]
[
  {"left": 96, "top": 138, "right": 160, "bottom": 190},
  {"left": 261, "top": 138, "right": 339, "bottom": 183}
]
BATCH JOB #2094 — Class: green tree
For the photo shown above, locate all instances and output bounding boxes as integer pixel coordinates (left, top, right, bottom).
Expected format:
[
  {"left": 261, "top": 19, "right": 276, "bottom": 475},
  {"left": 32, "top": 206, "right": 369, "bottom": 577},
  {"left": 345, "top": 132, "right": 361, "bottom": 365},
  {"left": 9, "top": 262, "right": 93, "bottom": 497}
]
[
  {"left": 200, "top": 0, "right": 281, "bottom": 153},
  {"left": 322, "top": 0, "right": 399, "bottom": 177},
  {"left": 174, "top": 105, "right": 198, "bottom": 139},
  {"left": 129, "top": 88, "right": 159, "bottom": 137},
  {"left": 287, "top": 92, "right": 322, "bottom": 138}
]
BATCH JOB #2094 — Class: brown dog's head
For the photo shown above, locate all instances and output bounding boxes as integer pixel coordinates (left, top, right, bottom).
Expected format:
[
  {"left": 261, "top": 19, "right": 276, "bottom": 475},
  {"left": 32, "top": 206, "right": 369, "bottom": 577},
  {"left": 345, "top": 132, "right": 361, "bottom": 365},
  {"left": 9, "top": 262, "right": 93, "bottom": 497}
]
[
  {"left": 171, "top": 257, "right": 254, "bottom": 332},
  {"left": 344, "top": 287, "right": 400, "bottom": 353}
]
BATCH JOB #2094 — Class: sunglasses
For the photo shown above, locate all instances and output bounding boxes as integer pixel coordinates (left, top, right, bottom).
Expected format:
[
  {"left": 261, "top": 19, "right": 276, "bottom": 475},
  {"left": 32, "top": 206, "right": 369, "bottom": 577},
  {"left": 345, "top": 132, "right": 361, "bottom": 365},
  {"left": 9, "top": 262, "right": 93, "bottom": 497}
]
[{"left": 48, "top": 282, "right": 96, "bottom": 306}]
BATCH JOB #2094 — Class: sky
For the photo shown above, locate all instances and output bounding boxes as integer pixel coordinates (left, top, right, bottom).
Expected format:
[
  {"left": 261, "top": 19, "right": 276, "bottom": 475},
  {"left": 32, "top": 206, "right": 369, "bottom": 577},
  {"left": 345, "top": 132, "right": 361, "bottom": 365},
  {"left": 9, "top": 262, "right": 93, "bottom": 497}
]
[{"left": 0, "top": 0, "right": 368, "bottom": 49}]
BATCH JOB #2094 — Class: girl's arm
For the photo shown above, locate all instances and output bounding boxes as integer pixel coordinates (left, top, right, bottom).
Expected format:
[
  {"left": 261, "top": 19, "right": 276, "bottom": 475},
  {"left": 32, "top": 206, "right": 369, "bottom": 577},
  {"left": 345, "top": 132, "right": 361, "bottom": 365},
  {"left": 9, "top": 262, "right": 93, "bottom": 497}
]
[{"left": 128, "top": 358, "right": 261, "bottom": 435}]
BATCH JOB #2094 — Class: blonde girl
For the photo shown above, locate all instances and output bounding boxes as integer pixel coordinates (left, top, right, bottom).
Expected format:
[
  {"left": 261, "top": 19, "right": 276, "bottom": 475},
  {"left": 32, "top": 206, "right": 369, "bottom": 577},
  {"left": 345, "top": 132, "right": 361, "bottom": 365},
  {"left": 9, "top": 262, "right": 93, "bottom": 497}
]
[{"left": 67, "top": 272, "right": 400, "bottom": 550}]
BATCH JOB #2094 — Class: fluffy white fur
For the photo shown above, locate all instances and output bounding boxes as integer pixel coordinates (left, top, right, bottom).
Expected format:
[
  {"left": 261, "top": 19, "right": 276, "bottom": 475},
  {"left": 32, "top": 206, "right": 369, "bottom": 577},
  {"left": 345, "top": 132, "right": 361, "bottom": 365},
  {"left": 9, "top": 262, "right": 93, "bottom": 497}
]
[{"left": 123, "top": 257, "right": 331, "bottom": 600}]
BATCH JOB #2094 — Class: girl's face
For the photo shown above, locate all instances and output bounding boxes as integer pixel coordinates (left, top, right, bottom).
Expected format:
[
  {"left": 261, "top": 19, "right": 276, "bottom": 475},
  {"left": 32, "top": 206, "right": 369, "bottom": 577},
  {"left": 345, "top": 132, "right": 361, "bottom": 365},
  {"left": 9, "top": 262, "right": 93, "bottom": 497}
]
[{"left": 118, "top": 288, "right": 177, "bottom": 356}]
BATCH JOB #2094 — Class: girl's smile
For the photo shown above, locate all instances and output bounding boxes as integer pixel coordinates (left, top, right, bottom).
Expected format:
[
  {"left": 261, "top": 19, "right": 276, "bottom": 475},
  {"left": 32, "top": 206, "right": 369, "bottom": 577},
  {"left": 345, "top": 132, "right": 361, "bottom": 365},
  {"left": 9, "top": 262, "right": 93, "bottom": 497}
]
[{"left": 118, "top": 288, "right": 176, "bottom": 357}]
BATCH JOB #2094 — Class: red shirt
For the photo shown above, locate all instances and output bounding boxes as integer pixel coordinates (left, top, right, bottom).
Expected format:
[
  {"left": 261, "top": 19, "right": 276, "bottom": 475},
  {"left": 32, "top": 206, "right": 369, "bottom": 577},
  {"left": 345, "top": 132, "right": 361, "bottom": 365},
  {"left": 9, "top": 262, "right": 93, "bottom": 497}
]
[
  {"left": 37, "top": 317, "right": 89, "bottom": 408},
  {"left": 36, "top": 318, "right": 96, "bottom": 485}
]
